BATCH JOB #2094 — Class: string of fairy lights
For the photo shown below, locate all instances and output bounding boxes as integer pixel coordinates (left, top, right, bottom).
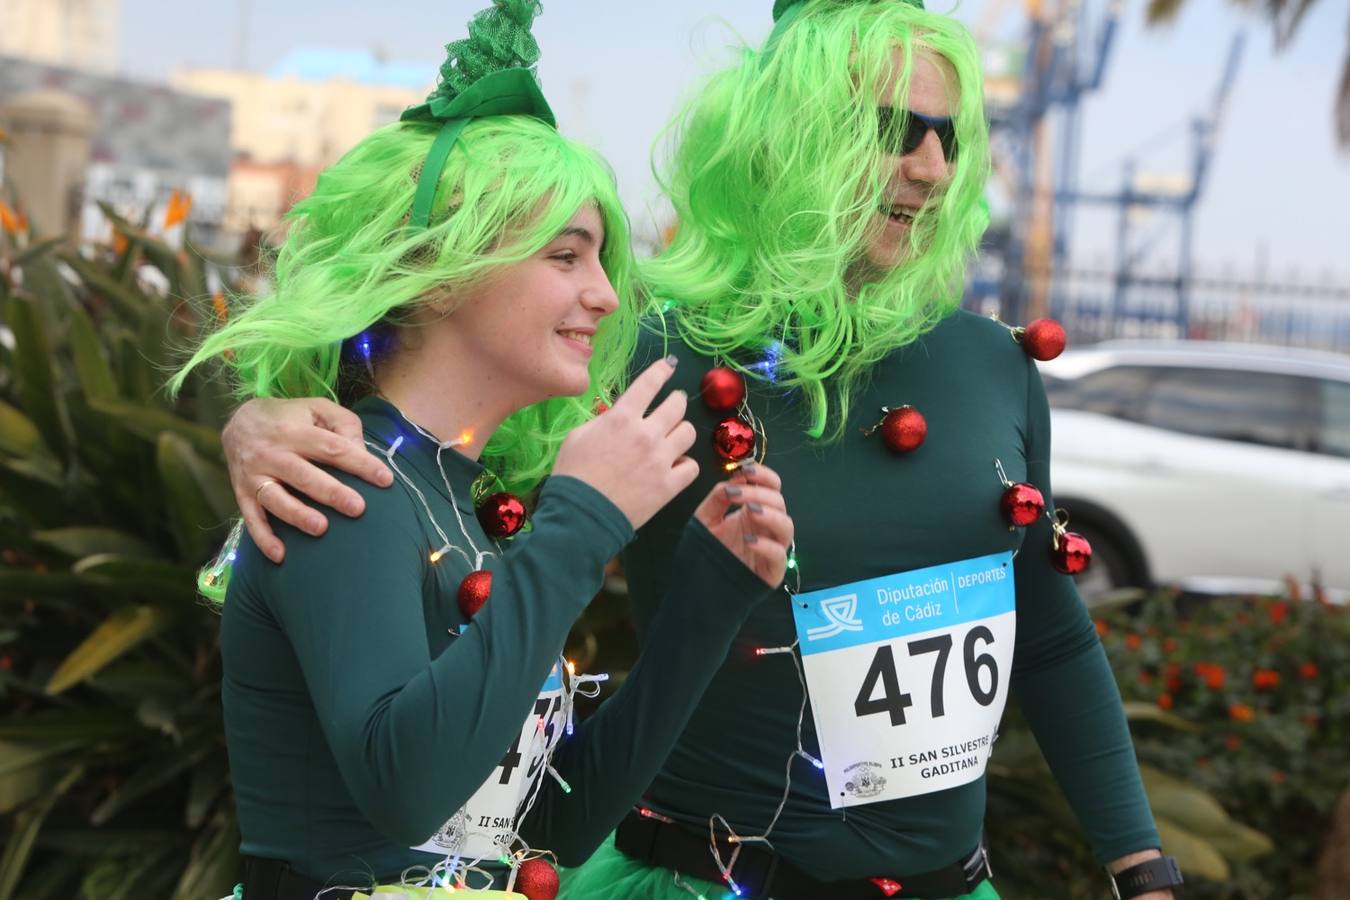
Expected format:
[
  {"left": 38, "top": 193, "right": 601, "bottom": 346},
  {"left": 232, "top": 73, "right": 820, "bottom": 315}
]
[{"left": 359, "top": 409, "right": 614, "bottom": 894}]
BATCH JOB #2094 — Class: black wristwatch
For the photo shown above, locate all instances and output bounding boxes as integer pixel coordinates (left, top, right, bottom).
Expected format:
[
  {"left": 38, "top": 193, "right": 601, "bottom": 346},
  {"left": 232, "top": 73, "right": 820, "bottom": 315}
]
[{"left": 1108, "top": 856, "right": 1184, "bottom": 899}]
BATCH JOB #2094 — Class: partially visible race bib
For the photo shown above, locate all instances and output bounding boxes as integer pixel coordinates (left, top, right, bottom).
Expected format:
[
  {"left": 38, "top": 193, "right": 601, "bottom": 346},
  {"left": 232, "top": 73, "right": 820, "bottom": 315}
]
[
  {"left": 791, "top": 551, "right": 1016, "bottom": 808},
  {"left": 412, "top": 665, "right": 567, "bottom": 860}
]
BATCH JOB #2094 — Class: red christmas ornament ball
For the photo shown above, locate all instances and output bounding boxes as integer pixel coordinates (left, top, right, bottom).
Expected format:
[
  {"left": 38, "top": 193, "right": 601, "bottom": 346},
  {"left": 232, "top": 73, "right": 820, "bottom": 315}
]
[
  {"left": 515, "top": 858, "right": 560, "bottom": 900},
  {"left": 700, "top": 366, "right": 746, "bottom": 412},
  {"left": 1051, "top": 531, "right": 1093, "bottom": 575},
  {"left": 1000, "top": 482, "right": 1046, "bottom": 527},
  {"left": 1020, "top": 318, "right": 1067, "bottom": 361},
  {"left": 870, "top": 878, "right": 904, "bottom": 897},
  {"left": 712, "top": 416, "right": 756, "bottom": 461},
  {"left": 879, "top": 406, "right": 927, "bottom": 454},
  {"left": 457, "top": 570, "right": 492, "bottom": 617},
  {"left": 476, "top": 492, "right": 527, "bottom": 538}
]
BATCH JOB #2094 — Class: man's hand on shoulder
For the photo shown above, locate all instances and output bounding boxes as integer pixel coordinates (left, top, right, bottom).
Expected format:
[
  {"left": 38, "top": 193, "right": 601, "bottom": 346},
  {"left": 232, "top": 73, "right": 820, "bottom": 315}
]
[{"left": 223, "top": 397, "right": 392, "bottom": 563}]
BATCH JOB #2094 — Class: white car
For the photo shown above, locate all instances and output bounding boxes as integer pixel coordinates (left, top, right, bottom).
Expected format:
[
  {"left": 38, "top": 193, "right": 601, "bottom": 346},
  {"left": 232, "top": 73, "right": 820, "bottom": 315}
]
[{"left": 1039, "top": 341, "right": 1350, "bottom": 598}]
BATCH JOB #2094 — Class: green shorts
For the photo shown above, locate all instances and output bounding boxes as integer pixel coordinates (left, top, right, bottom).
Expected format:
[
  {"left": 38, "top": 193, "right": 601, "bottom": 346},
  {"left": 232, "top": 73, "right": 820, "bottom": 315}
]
[{"left": 559, "top": 833, "right": 1000, "bottom": 900}]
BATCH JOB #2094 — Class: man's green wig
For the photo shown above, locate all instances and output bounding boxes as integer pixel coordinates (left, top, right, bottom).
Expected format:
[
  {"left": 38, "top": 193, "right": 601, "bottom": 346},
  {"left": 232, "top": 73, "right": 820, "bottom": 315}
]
[{"left": 647, "top": 0, "right": 991, "bottom": 440}]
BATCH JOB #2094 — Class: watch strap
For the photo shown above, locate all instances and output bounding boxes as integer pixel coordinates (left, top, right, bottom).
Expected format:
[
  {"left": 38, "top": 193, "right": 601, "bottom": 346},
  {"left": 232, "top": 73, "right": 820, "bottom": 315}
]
[{"left": 1110, "top": 856, "right": 1184, "bottom": 899}]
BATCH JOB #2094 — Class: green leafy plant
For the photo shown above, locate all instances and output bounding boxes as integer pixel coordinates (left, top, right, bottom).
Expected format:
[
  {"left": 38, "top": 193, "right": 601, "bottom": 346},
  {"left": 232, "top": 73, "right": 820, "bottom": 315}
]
[{"left": 0, "top": 209, "right": 240, "bottom": 899}]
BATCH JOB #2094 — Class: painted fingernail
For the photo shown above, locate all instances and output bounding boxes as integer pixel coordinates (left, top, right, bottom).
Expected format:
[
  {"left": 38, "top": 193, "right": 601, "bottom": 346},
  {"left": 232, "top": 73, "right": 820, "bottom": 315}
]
[
  {"left": 724, "top": 485, "right": 744, "bottom": 498},
  {"left": 740, "top": 463, "right": 757, "bottom": 475},
  {"left": 664, "top": 354, "right": 679, "bottom": 368},
  {"left": 343, "top": 499, "right": 363, "bottom": 516},
  {"left": 747, "top": 502, "right": 765, "bottom": 514}
]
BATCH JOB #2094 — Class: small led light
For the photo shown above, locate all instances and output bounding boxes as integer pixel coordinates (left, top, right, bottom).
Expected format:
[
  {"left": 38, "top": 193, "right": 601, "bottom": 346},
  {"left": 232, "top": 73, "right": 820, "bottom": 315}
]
[
  {"left": 390, "top": 435, "right": 405, "bottom": 454},
  {"left": 548, "top": 765, "right": 572, "bottom": 794}
]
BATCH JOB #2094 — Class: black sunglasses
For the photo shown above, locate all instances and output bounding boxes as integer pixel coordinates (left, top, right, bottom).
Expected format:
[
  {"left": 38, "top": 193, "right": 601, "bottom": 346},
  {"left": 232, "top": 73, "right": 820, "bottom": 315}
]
[{"left": 877, "top": 106, "right": 958, "bottom": 161}]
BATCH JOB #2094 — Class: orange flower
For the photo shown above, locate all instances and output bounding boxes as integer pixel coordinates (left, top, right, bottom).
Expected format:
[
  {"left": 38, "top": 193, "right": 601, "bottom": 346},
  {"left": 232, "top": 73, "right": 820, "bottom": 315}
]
[
  {"left": 163, "top": 189, "right": 193, "bottom": 229},
  {"left": 0, "top": 199, "right": 26, "bottom": 235},
  {"left": 0, "top": 655, "right": 11, "bottom": 671},
  {"left": 211, "top": 292, "right": 229, "bottom": 325},
  {"left": 1125, "top": 633, "right": 1142, "bottom": 651},
  {"left": 1195, "top": 662, "right": 1226, "bottom": 690},
  {"left": 1229, "top": 703, "right": 1255, "bottom": 722},
  {"left": 1271, "top": 770, "right": 1287, "bottom": 785},
  {"left": 1138, "top": 670, "right": 1154, "bottom": 685},
  {"left": 1162, "top": 637, "right": 1178, "bottom": 654},
  {"left": 1157, "top": 693, "right": 1174, "bottom": 710},
  {"left": 1195, "top": 757, "right": 1210, "bottom": 768},
  {"left": 1251, "top": 669, "right": 1280, "bottom": 691},
  {"left": 1299, "top": 662, "right": 1319, "bottom": 680},
  {"left": 1267, "top": 601, "right": 1289, "bottom": 625},
  {"left": 1224, "top": 734, "right": 1242, "bottom": 750},
  {"left": 1302, "top": 712, "right": 1320, "bottom": 729},
  {"left": 1094, "top": 619, "right": 1109, "bottom": 637},
  {"left": 112, "top": 230, "right": 129, "bottom": 256}
]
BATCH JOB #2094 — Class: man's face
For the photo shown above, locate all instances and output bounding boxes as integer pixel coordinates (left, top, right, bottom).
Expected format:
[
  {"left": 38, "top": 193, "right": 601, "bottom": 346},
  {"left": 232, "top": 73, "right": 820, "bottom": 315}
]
[{"left": 861, "top": 49, "right": 958, "bottom": 270}]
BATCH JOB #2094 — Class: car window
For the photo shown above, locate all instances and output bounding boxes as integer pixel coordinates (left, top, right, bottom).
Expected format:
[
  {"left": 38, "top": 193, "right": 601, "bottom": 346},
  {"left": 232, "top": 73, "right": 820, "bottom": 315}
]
[
  {"left": 1319, "top": 380, "right": 1350, "bottom": 459},
  {"left": 1141, "top": 368, "right": 1308, "bottom": 451},
  {"left": 1048, "top": 365, "right": 1153, "bottom": 419}
]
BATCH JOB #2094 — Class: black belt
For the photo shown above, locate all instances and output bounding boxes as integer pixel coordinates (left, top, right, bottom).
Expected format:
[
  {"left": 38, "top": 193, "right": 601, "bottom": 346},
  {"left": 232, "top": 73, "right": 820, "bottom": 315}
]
[
  {"left": 241, "top": 856, "right": 356, "bottom": 900},
  {"left": 615, "top": 810, "right": 992, "bottom": 900}
]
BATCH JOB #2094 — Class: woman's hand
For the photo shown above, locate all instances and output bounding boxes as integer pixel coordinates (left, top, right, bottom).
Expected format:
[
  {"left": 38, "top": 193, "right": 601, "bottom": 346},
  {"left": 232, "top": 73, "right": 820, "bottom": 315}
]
[
  {"left": 222, "top": 397, "right": 392, "bottom": 563},
  {"left": 692, "top": 463, "right": 794, "bottom": 588},
  {"left": 552, "top": 357, "right": 699, "bottom": 531}
]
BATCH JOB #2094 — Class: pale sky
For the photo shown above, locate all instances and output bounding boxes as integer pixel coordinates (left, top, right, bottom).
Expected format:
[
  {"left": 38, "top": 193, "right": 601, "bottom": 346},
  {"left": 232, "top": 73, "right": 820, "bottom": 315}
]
[{"left": 119, "top": 0, "right": 1350, "bottom": 282}]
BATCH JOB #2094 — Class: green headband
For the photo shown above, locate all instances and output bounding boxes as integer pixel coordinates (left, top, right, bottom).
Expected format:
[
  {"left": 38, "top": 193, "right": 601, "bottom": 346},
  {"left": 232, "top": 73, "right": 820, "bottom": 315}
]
[{"left": 400, "top": 0, "right": 556, "bottom": 230}]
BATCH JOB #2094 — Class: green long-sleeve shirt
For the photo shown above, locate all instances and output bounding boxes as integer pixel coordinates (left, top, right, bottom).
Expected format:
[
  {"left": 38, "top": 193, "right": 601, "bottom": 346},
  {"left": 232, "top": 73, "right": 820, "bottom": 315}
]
[
  {"left": 222, "top": 396, "right": 775, "bottom": 884},
  {"left": 623, "top": 309, "right": 1159, "bottom": 881}
]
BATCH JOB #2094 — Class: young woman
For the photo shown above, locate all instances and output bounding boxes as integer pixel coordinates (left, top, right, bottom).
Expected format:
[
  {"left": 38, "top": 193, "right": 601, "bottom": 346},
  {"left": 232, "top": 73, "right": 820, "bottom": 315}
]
[{"left": 174, "top": 4, "right": 794, "bottom": 898}]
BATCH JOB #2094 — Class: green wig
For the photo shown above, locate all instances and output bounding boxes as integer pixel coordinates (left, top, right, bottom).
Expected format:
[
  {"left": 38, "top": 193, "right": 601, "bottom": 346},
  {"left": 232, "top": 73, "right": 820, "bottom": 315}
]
[
  {"left": 172, "top": 113, "right": 640, "bottom": 496},
  {"left": 648, "top": 0, "right": 991, "bottom": 439}
]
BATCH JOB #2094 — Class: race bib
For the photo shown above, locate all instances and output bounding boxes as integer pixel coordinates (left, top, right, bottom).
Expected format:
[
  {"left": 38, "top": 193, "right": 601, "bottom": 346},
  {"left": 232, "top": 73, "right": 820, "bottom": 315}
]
[
  {"left": 412, "top": 665, "right": 567, "bottom": 860},
  {"left": 791, "top": 552, "right": 1016, "bottom": 808}
]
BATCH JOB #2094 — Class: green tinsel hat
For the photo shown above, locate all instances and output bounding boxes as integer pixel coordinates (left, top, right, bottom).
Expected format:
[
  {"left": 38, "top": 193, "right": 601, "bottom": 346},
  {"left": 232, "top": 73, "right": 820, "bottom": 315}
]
[{"left": 400, "top": 0, "right": 554, "bottom": 229}]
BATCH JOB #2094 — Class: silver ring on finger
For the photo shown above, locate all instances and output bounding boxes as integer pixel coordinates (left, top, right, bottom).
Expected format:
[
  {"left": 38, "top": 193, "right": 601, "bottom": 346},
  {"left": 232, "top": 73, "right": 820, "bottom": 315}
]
[{"left": 255, "top": 479, "right": 281, "bottom": 504}]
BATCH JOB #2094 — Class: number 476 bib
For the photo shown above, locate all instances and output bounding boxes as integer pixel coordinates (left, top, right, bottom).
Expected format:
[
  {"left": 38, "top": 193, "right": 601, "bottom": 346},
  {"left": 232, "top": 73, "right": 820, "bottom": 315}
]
[{"left": 791, "top": 551, "right": 1016, "bottom": 809}]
